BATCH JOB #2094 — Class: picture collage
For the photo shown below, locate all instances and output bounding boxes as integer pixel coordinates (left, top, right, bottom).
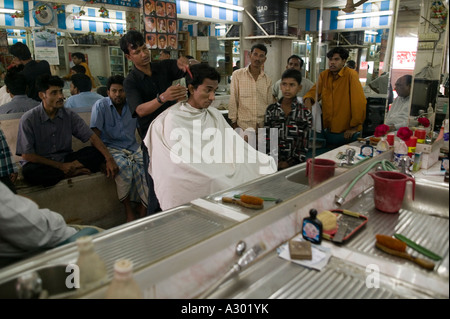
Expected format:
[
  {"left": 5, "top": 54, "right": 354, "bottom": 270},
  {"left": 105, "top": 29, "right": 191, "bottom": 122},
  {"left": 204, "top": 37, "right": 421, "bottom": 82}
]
[{"left": 143, "top": 0, "right": 178, "bottom": 50}]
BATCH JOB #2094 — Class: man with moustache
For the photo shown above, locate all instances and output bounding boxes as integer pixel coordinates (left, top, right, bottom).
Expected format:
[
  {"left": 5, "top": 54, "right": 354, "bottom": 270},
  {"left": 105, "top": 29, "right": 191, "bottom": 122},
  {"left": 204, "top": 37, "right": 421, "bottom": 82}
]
[
  {"left": 303, "top": 47, "right": 366, "bottom": 149},
  {"left": 90, "top": 75, "right": 148, "bottom": 222},
  {"left": 16, "top": 74, "right": 118, "bottom": 187},
  {"left": 228, "top": 43, "right": 273, "bottom": 142},
  {"left": 120, "top": 30, "right": 189, "bottom": 214}
]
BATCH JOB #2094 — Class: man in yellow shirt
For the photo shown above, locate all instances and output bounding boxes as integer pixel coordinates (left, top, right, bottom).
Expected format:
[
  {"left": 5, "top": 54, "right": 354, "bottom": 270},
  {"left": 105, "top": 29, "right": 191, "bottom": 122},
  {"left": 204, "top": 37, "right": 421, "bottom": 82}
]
[{"left": 304, "top": 47, "right": 366, "bottom": 149}]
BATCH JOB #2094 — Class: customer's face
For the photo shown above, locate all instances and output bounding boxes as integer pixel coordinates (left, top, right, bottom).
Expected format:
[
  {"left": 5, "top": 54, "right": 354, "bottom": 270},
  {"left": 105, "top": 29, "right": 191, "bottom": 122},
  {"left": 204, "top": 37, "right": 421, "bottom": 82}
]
[
  {"left": 40, "top": 85, "right": 65, "bottom": 110},
  {"left": 188, "top": 78, "right": 218, "bottom": 109},
  {"left": 395, "top": 76, "right": 411, "bottom": 98},
  {"left": 328, "top": 53, "right": 346, "bottom": 74},
  {"left": 108, "top": 83, "right": 126, "bottom": 107},
  {"left": 125, "top": 43, "right": 150, "bottom": 68}
]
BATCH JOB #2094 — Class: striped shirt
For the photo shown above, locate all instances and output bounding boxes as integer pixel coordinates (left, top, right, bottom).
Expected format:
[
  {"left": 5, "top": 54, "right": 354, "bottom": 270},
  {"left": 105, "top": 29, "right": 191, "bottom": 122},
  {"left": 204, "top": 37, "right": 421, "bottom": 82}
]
[
  {"left": 0, "top": 128, "right": 18, "bottom": 177},
  {"left": 228, "top": 66, "right": 273, "bottom": 131}
]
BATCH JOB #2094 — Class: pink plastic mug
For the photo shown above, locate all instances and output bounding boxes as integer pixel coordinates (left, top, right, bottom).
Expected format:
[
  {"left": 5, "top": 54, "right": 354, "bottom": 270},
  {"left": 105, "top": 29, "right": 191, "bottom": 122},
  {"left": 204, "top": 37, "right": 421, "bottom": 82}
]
[{"left": 369, "top": 171, "right": 415, "bottom": 213}]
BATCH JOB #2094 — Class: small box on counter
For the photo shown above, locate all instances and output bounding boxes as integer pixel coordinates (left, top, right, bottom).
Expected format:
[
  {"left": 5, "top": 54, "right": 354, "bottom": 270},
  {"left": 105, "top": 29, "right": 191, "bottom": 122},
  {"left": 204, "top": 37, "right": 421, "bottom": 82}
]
[
  {"left": 289, "top": 240, "right": 312, "bottom": 260},
  {"left": 414, "top": 139, "right": 444, "bottom": 169}
]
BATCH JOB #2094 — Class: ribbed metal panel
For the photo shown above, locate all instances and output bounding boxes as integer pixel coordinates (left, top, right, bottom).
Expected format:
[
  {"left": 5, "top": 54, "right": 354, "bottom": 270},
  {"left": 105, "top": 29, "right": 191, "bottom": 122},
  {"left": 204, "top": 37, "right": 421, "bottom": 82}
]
[
  {"left": 340, "top": 187, "right": 449, "bottom": 273},
  {"left": 94, "top": 206, "right": 235, "bottom": 277}
]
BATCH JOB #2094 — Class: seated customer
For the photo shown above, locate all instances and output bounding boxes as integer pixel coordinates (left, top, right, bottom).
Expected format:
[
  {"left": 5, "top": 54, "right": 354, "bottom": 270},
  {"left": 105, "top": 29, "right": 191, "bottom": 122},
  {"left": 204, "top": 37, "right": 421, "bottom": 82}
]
[
  {"left": 385, "top": 75, "right": 412, "bottom": 131},
  {"left": 144, "top": 63, "right": 277, "bottom": 211},
  {"left": 91, "top": 75, "right": 148, "bottom": 222},
  {"left": 16, "top": 74, "right": 119, "bottom": 187},
  {"left": 265, "top": 69, "right": 312, "bottom": 170},
  {"left": 64, "top": 73, "right": 103, "bottom": 109},
  {"left": 0, "top": 181, "right": 100, "bottom": 268},
  {"left": 0, "top": 69, "right": 40, "bottom": 114}
]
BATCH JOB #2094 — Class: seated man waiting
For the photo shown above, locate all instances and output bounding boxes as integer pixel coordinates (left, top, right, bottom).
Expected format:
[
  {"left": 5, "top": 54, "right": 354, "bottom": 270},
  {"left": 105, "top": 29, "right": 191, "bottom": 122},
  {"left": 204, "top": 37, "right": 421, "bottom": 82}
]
[
  {"left": 90, "top": 75, "right": 148, "bottom": 222},
  {"left": 264, "top": 69, "right": 312, "bottom": 170},
  {"left": 16, "top": 74, "right": 118, "bottom": 187},
  {"left": 144, "top": 63, "right": 277, "bottom": 211},
  {"left": 64, "top": 73, "right": 103, "bottom": 109}
]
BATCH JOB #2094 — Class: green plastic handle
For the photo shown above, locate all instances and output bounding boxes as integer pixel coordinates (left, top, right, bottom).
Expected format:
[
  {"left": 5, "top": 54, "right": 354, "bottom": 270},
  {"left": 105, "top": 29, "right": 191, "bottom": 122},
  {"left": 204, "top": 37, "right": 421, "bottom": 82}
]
[{"left": 394, "top": 234, "right": 442, "bottom": 261}]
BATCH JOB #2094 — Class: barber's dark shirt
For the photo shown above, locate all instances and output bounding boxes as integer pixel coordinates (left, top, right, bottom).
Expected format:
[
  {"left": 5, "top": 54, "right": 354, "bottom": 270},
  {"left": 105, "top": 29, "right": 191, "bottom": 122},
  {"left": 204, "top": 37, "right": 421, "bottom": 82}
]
[
  {"left": 21, "top": 60, "right": 51, "bottom": 101},
  {"left": 124, "top": 59, "right": 185, "bottom": 138}
]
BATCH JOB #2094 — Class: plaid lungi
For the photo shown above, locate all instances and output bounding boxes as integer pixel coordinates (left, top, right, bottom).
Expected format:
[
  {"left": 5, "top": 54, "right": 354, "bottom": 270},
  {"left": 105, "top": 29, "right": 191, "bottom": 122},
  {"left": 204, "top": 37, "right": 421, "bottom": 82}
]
[{"left": 108, "top": 147, "right": 148, "bottom": 206}]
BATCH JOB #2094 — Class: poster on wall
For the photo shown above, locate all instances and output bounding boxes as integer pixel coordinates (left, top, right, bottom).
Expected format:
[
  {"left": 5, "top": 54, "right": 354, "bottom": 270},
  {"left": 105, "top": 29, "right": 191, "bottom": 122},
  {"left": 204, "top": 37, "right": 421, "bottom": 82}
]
[
  {"left": 143, "top": 0, "right": 177, "bottom": 50},
  {"left": 32, "top": 28, "right": 59, "bottom": 65}
]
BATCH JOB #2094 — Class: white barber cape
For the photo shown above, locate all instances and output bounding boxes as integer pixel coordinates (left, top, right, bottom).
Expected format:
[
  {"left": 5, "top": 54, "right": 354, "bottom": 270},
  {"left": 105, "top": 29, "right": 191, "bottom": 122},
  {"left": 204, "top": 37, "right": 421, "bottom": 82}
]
[{"left": 144, "top": 102, "right": 277, "bottom": 211}]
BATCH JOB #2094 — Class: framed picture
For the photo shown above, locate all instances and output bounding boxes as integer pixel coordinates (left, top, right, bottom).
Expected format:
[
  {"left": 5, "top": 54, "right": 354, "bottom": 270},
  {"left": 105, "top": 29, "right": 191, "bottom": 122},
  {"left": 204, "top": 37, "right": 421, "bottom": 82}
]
[{"left": 111, "top": 48, "right": 119, "bottom": 56}]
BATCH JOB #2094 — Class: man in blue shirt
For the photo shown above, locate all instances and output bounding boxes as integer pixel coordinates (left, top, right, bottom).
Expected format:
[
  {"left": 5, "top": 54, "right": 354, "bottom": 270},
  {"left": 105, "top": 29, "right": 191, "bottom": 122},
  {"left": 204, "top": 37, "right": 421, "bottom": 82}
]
[
  {"left": 64, "top": 73, "right": 103, "bottom": 109},
  {"left": 90, "top": 75, "right": 148, "bottom": 222},
  {"left": 16, "top": 75, "right": 118, "bottom": 187}
]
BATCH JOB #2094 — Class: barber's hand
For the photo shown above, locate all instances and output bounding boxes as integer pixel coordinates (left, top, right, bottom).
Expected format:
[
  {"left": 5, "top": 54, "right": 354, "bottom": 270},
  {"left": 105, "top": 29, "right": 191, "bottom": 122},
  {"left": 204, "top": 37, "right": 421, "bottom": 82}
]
[
  {"left": 105, "top": 157, "right": 119, "bottom": 178},
  {"left": 163, "top": 84, "right": 188, "bottom": 102},
  {"left": 344, "top": 128, "right": 359, "bottom": 139}
]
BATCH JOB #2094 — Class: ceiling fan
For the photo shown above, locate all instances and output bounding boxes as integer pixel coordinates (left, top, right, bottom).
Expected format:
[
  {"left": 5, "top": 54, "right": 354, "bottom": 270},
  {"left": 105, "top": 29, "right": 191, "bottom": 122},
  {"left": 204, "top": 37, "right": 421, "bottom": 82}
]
[{"left": 342, "top": 0, "right": 370, "bottom": 13}]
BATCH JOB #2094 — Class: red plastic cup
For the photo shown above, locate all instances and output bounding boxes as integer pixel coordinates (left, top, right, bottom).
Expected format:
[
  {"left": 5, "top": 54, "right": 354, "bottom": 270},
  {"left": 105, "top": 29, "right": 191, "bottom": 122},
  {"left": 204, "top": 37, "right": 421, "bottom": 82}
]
[
  {"left": 406, "top": 136, "right": 417, "bottom": 157},
  {"left": 414, "top": 128, "right": 427, "bottom": 144},
  {"left": 306, "top": 158, "right": 336, "bottom": 186},
  {"left": 387, "top": 133, "right": 395, "bottom": 146}
]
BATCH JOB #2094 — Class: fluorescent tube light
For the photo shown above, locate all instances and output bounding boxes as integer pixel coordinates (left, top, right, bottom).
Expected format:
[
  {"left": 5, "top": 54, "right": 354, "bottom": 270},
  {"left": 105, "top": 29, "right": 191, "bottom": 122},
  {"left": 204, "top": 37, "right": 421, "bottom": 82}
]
[
  {"left": 78, "top": 16, "right": 126, "bottom": 24},
  {"left": 337, "top": 10, "right": 393, "bottom": 20},
  {"left": 215, "top": 25, "right": 227, "bottom": 29},
  {"left": 188, "top": 0, "right": 244, "bottom": 11},
  {"left": 0, "top": 8, "right": 18, "bottom": 14},
  {"left": 364, "top": 30, "right": 379, "bottom": 35}
]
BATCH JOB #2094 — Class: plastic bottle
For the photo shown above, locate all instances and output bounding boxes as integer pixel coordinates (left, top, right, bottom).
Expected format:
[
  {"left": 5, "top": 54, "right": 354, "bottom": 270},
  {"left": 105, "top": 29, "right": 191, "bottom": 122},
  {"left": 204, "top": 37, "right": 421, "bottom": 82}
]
[
  {"left": 360, "top": 140, "right": 374, "bottom": 157},
  {"left": 76, "top": 236, "right": 107, "bottom": 291},
  {"left": 105, "top": 259, "right": 143, "bottom": 299},
  {"left": 302, "top": 209, "right": 323, "bottom": 244},
  {"left": 375, "top": 136, "right": 389, "bottom": 155},
  {"left": 427, "top": 103, "right": 435, "bottom": 136},
  {"left": 393, "top": 138, "right": 408, "bottom": 167}
]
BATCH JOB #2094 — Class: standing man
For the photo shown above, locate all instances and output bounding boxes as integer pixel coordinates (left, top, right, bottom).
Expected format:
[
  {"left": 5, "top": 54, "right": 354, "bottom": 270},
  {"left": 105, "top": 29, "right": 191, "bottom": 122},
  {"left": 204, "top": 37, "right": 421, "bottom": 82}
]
[
  {"left": 304, "top": 47, "right": 366, "bottom": 149},
  {"left": 16, "top": 75, "right": 118, "bottom": 187},
  {"left": 120, "top": 30, "right": 188, "bottom": 214},
  {"left": 8, "top": 42, "right": 51, "bottom": 101},
  {"left": 228, "top": 43, "right": 273, "bottom": 140},
  {"left": 384, "top": 75, "right": 412, "bottom": 131},
  {"left": 272, "top": 55, "right": 314, "bottom": 101},
  {"left": 90, "top": 75, "right": 148, "bottom": 222}
]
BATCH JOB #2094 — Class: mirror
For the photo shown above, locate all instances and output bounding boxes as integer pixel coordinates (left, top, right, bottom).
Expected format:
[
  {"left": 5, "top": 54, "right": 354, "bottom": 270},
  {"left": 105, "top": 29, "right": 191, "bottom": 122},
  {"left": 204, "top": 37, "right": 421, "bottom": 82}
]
[
  {"left": 383, "top": 0, "right": 432, "bottom": 129},
  {"left": 410, "top": 0, "right": 448, "bottom": 132}
]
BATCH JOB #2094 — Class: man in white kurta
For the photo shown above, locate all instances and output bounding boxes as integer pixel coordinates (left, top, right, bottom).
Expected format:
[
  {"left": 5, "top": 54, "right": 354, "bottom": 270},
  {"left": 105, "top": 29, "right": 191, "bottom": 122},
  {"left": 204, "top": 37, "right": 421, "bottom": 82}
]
[
  {"left": 385, "top": 75, "right": 412, "bottom": 131},
  {"left": 144, "top": 64, "right": 277, "bottom": 211}
]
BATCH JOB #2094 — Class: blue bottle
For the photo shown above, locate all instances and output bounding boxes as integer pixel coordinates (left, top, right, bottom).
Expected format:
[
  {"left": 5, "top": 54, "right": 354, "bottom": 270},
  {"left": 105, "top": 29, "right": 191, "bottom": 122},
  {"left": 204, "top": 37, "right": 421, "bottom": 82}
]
[
  {"left": 302, "top": 209, "right": 323, "bottom": 244},
  {"left": 360, "top": 140, "right": 374, "bottom": 157}
]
